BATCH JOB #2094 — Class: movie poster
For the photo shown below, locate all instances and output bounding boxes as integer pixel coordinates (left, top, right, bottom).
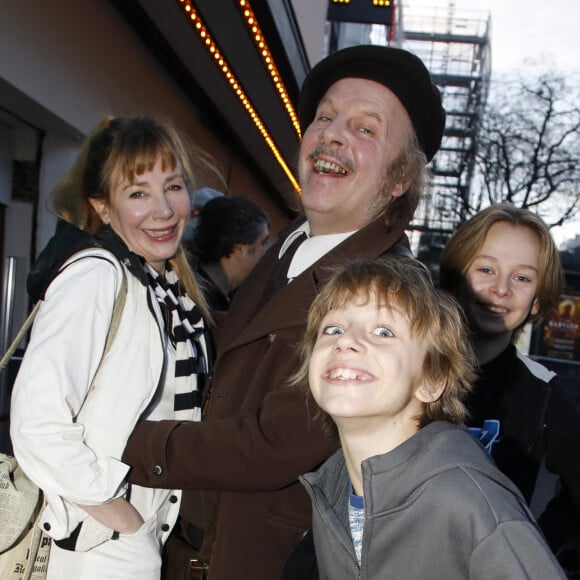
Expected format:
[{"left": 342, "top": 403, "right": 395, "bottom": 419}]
[{"left": 538, "top": 293, "right": 580, "bottom": 361}]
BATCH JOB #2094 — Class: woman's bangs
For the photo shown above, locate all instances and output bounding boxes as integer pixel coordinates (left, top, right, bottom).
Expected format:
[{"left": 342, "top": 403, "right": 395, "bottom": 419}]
[{"left": 113, "top": 138, "right": 177, "bottom": 185}]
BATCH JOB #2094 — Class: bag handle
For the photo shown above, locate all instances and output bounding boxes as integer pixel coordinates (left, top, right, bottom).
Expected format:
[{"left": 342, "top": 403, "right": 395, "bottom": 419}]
[
  {"left": 0, "top": 256, "right": 128, "bottom": 374},
  {"left": 86, "top": 266, "right": 128, "bottom": 395},
  {"left": 0, "top": 302, "right": 42, "bottom": 373}
]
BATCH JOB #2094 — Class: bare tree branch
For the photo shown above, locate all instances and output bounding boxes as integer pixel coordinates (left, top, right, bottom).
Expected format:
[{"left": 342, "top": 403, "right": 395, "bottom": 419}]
[{"left": 471, "top": 71, "right": 580, "bottom": 229}]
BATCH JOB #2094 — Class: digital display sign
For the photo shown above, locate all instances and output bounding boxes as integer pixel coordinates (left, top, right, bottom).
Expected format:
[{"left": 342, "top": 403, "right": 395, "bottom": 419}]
[{"left": 327, "top": 0, "right": 394, "bottom": 26}]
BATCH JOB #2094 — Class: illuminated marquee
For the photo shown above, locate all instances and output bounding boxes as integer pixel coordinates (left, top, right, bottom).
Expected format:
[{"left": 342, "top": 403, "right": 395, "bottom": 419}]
[{"left": 328, "top": 0, "right": 394, "bottom": 26}]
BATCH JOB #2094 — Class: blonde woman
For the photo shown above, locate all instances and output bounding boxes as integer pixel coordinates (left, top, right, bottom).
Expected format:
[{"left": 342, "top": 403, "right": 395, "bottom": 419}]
[{"left": 11, "top": 116, "right": 214, "bottom": 579}]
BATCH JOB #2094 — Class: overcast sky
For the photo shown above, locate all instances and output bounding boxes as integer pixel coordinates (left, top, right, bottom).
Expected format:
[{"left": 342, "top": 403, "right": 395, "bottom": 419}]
[
  {"left": 480, "top": 0, "right": 580, "bottom": 77},
  {"left": 427, "top": 0, "right": 579, "bottom": 245}
]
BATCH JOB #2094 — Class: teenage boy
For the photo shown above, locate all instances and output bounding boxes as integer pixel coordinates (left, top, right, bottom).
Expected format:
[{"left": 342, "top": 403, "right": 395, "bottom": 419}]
[
  {"left": 439, "top": 203, "right": 580, "bottom": 557},
  {"left": 293, "top": 257, "right": 565, "bottom": 579}
]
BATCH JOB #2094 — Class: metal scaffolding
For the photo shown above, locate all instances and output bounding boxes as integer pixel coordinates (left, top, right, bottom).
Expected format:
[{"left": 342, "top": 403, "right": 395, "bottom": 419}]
[{"left": 401, "top": 2, "right": 491, "bottom": 237}]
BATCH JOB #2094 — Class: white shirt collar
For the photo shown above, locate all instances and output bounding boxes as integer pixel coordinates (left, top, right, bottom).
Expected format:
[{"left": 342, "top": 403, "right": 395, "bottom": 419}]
[
  {"left": 278, "top": 221, "right": 311, "bottom": 259},
  {"left": 278, "top": 221, "right": 357, "bottom": 281}
]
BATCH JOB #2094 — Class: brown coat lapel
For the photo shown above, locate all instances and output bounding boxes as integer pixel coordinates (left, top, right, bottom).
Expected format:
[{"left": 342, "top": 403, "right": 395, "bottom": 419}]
[{"left": 220, "top": 213, "right": 409, "bottom": 353}]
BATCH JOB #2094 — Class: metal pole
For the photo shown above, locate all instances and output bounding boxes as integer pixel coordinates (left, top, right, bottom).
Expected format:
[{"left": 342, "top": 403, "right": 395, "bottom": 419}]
[
  {"left": 0, "top": 256, "right": 17, "bottom": 452},
  {"left": 1, "top": 256, "right": 17, "bottom": 354}
]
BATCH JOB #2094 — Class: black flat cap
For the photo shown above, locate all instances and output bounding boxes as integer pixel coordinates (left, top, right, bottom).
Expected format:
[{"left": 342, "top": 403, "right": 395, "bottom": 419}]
[{"left": 299, "top": 45, "right": 446, "bottom": 162}]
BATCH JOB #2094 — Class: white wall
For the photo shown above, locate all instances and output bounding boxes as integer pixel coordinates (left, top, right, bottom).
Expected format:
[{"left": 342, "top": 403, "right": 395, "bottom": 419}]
[{"left": 0, "top": 1, "right": 213, "bottom": 140}]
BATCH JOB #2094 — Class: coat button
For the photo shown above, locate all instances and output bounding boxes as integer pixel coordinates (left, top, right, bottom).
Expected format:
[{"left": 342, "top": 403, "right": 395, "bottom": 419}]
[
  {"left": 153, "top": 465, "right": 163, "bottom": 476},
  {"left": 161, "top": 524, "right": 170, "bottom": 532},
  {"left": 268, "top": 333, "right": 276, "bottom": 343},
  {"left": 169, "top": 495, "right": 178, "bottom": 503},
  {"left": 43, "top": 522, "right": 51, "bottom": 531}
]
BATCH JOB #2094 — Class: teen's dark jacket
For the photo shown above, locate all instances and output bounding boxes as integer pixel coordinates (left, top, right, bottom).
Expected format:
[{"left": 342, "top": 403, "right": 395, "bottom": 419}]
[{"left": 466, "top": 343, "right": 580, "bottom": 551}]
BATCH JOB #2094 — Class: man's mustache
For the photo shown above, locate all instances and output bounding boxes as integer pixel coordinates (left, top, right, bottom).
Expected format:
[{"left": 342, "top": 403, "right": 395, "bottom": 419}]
[{"left": 307, "top": 145, "right": 354, "bottom": 173}]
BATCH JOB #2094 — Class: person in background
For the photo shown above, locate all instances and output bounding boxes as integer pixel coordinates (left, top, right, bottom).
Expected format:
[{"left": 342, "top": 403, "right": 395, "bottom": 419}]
[
  {"left": 122, "top": 45, "right": 446, "bottom": 579},
  {"left": 10, "top": 115, "right": 214, "bottom": 579},
  {"left": 189, "top": 195, "right": 270, "bottom": 312},
  {"left": 289, "top": 257, "right": 565, "bottom": 579},
  {"left": 181, "top": 187, "right": 224, "bottom": 242},
  {"left": 439, "top": 202, "right": 580, "bottom": 566}
]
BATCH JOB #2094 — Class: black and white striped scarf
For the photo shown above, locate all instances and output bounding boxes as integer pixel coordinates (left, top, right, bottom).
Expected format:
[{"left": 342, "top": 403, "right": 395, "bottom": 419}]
[{"left": 145, "top": 262, "right": 207, "bottom": 421}]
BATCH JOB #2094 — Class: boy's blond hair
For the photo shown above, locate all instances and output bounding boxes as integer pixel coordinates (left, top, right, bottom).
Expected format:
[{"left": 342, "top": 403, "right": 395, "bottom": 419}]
[{"left": 294, "top": 257, "right": 476, "bottom": 435}]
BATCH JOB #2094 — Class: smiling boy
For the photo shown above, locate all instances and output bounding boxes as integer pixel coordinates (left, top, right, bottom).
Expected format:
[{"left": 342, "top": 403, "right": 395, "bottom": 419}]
[
  {"left": 439, "top": 203, "right": 580, "bottom": 559},
  {"left": 294, "top": 257, "right": 565, "bottom": 579}
]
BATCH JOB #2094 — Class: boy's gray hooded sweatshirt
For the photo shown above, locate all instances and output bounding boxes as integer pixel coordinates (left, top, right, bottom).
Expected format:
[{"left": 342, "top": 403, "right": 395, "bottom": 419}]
[{"left": 300, "top": 421, "right": 565, "bottom": 579}]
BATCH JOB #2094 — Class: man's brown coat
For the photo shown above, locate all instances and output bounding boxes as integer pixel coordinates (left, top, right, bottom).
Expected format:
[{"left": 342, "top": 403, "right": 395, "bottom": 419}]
[{"left": 123, "top": 213, "right": 411, "bottom": 579}]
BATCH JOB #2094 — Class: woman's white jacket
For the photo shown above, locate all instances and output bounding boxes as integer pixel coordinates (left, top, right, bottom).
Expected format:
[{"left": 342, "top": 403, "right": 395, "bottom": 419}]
[{"left": 10, "top": 248, "right": 180, "bottom": 548}]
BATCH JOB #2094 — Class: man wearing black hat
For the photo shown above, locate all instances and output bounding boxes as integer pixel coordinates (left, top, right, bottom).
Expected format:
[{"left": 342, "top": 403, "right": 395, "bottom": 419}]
[{"left": 123, "top": 45, "right": 445, "bottom": 580}]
